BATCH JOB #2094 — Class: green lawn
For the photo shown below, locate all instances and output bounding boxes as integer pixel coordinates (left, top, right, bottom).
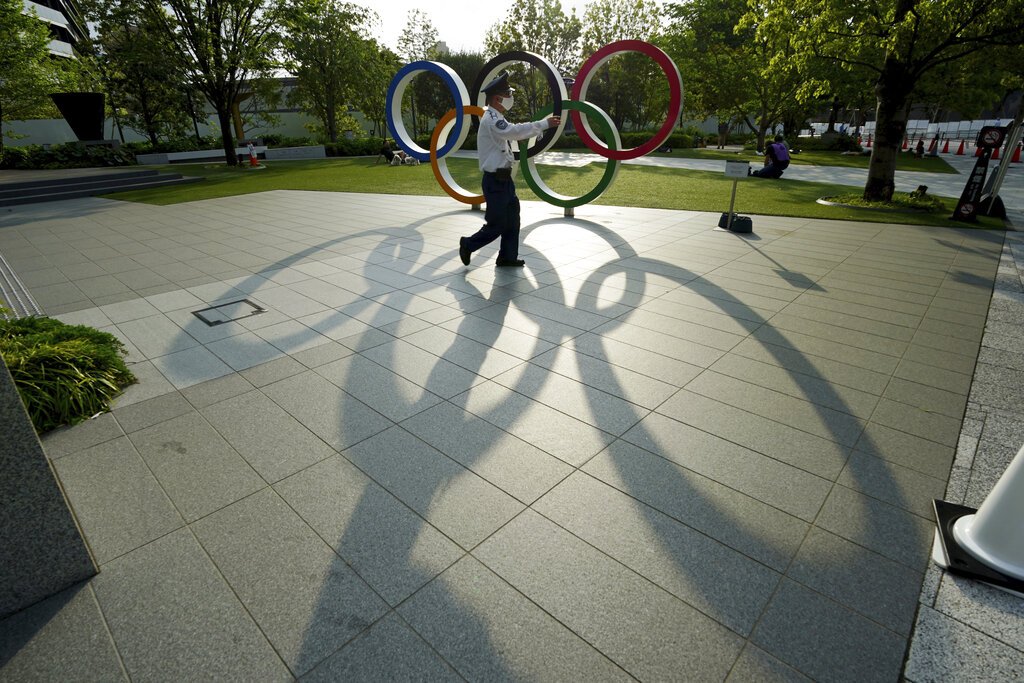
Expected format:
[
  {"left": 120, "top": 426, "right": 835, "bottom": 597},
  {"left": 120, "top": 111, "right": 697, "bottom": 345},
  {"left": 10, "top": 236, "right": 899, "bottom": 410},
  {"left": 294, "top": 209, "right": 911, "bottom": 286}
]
[
  {"left": 646, "top": 147, "right": 958, "bottom": 173},
  {"left": 110, "top": 157, "right": 1002, "bottom": 230}
]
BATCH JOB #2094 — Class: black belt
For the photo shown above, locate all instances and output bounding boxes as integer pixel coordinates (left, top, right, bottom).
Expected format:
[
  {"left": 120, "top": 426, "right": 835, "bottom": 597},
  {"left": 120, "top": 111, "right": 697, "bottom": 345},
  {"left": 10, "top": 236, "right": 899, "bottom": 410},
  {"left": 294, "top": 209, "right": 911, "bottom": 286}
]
[{"left": 484, "top": 168, "right": 512, "bottom": 181}]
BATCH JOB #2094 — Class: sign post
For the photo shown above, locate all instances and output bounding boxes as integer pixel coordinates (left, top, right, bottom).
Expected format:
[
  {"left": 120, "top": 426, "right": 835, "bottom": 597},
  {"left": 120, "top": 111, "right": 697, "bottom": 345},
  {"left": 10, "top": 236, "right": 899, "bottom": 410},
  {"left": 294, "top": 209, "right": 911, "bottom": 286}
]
[
  {"left": 720, "top": 161, "right": 752, "bottom": 233},
  {"left": 952, "top": 126, "right": 1005, "bottom": 222}
]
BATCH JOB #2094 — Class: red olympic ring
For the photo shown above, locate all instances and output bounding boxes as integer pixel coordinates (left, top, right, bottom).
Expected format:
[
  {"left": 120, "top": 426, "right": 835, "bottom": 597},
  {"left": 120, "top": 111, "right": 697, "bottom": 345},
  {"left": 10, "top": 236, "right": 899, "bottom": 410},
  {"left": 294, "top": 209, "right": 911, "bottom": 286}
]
[{"left": 570, "top": 40, "right": 683, "bottom": 160}]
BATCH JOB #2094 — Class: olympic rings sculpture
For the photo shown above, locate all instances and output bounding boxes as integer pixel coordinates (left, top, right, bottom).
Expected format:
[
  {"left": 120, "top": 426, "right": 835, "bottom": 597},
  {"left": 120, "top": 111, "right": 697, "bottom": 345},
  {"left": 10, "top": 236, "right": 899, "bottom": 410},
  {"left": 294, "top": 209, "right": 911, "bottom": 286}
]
[{"left": 386, "top": 40, "right": 683, "bottom": 209}]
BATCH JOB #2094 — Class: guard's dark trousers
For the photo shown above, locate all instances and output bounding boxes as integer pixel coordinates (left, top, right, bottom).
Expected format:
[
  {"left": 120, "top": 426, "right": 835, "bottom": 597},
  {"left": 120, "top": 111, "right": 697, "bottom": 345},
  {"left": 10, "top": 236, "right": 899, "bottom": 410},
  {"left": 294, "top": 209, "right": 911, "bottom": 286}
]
[{"left": 463, "top": 172, "right": 521, "bottom": 261}]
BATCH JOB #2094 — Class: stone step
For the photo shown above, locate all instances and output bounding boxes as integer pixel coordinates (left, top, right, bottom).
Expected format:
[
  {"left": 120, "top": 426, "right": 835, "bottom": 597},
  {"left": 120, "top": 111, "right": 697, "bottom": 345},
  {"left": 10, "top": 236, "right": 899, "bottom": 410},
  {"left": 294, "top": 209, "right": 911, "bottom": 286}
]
[{"left": 0, "top": 174, "right": 204, "bottom": 207}]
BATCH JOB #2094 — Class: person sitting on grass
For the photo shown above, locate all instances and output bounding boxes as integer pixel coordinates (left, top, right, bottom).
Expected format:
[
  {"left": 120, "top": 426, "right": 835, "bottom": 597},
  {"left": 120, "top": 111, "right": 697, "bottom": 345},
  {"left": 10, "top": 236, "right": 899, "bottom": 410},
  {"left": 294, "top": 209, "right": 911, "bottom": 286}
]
[
  {"left": 751, "top": 135, "right": 790, "bottom": 178},
  {"left": 375, "top": 140, "right": 418, "bottom": 166}
]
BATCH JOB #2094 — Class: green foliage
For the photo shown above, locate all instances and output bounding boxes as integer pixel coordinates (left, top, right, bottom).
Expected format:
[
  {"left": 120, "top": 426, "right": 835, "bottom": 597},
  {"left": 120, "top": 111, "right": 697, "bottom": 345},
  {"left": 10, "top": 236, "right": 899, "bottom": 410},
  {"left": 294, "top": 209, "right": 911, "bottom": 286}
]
[
  {"left": 792, "top": 135, "right": 862, "bottom": 152},
  {"left": 0, "top": 315, "right": 135, "bottom": 433},
  {"left": 324, "top": 137, "right": 387, "bottom": 156},
  {"left": 1, "top": 143, "right": 137, "bottom": 169},
  {"left": 135, "top": 0, "right": 287, "bottom": 166},
  {"left": 281, "top": 0, "right": 381, "bottom": 143},
  {"left": 0, "top": 0, "right": 79, "bottom": 155}
]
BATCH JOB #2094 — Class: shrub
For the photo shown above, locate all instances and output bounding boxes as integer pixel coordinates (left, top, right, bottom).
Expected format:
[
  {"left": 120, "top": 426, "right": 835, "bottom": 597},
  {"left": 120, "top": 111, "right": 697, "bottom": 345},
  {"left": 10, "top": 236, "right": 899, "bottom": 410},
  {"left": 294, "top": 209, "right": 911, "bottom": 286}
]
[
  {"left": 0, "top": 312, "right": 135, "bottom": 433},
  {"left": 0, "top": 143, "right": 136, "bottom": 169},
  {"left": 796, "top": 134, "right": 863, "bottom": 152}
]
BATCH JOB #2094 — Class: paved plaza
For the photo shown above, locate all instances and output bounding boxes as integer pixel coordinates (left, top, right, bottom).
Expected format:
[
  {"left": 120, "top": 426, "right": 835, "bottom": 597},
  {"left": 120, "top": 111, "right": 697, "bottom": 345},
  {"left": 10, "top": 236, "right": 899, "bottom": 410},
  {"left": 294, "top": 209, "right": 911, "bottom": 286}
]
[{"left": 1, "top": 163, "right": 1023, "bottom": 680}]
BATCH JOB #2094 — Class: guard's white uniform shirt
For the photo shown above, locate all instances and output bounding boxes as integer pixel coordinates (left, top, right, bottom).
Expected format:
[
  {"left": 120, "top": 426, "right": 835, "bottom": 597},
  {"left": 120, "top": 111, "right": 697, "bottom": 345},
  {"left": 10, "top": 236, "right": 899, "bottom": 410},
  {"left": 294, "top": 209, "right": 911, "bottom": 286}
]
[{"left": 477, "top": 107, "right": 551, "bottom": 173}]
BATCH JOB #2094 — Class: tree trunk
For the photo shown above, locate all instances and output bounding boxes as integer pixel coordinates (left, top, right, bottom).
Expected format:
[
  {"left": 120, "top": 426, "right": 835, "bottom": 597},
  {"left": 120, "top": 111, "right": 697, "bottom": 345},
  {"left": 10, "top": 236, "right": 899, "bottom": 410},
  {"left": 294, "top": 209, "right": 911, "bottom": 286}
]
[
  {"left": 217, "top": 108, "right": 237, "bottom": 166},
  {"left": 864, "top": 57, "right": 911, "bottom": 201},
  {"left": 326, "top": 99, "right": 337, "bottom": 143},
  {"left": 826, "top": 97, "right": 839, "bottom": 133}
]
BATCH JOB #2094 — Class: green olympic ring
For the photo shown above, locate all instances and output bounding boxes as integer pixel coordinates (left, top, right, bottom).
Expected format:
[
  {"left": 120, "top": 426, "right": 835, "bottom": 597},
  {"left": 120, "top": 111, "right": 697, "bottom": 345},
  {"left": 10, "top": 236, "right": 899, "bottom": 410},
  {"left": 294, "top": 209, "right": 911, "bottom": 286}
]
[{"left": 518, "top": 100, "right": 621, "bottom": 209}]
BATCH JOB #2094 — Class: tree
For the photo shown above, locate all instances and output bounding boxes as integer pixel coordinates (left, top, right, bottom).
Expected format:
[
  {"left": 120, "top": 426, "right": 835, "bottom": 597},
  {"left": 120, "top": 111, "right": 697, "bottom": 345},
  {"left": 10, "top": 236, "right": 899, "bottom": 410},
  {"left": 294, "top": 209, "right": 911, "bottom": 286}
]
[
  {"left": 0, "top": 0, "right": 76, "bottom": 156},
  {"left": 351, "top": 41, "right": 400, "bottom": 137},
  {"left": 663, "top": 0, "right": 807, "bottom": 151},
  {"left": 84, "top": 1, "right": 193, "bottom": 145},
  {"left": 484, "top": 0, "right": 582, "bottom": 119},
  {"left": 139, "top": 0, "right": 284, "bottom": 165},
  {"left": 581, "top": 0, "right": 665, "bottom": 131},
  {"left": 397, "top": 9, "right": 438, "bottom": 139},
  {"left": 759, "top": 0, "right": 1024, "bottom": 201},
  {"left": 282, "top": 0, "right": 378, "bottom": 143}
]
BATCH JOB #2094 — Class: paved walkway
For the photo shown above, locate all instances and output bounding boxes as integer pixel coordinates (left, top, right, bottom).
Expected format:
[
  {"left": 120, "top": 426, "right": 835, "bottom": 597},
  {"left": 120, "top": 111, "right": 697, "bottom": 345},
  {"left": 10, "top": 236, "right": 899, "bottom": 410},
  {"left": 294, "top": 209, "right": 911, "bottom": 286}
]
[{"left": 0, "top": 163, "right": 1021, "bottom": 680}]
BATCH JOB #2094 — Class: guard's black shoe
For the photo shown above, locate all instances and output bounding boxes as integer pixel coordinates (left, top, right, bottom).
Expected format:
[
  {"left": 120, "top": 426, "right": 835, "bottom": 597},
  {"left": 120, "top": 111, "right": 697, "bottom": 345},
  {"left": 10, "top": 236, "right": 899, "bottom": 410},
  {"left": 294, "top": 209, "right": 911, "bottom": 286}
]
[
  {"left": 495, "top": 258, "right": 525, "bottom": 267},
  {"left": 459, "top": 237, "right": 471, "bottom": 266}
]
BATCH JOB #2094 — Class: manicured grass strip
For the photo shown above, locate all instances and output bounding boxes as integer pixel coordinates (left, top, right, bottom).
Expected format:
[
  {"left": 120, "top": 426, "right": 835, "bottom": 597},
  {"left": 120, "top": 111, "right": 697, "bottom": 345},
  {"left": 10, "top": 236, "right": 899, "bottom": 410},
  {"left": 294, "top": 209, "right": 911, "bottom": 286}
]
[
  {"left": 112, "top": 158, "right": 1000, "bottom": 229},
  {"left": 646, "top": 147, "right": 957, "bottom": 173}
]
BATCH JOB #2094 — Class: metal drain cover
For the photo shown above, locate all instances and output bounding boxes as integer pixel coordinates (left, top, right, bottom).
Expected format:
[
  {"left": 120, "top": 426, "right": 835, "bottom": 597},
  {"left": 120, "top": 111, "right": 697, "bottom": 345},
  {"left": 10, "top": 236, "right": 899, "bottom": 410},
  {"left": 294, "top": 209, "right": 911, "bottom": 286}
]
[{"left": 192, "top": 299, "right": 266, "bottom": 326}]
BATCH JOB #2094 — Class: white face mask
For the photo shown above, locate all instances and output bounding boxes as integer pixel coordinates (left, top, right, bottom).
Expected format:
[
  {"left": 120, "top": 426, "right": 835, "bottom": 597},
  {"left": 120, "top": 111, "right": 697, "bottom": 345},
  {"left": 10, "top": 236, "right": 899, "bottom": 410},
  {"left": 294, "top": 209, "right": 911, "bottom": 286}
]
[{"left": 500, "top": 95, "right": 514, "bottom": 111}]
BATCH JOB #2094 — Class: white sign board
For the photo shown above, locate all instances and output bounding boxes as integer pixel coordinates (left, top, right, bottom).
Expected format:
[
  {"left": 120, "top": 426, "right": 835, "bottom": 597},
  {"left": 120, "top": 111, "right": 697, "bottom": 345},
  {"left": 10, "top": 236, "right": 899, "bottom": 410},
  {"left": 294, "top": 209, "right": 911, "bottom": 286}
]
[{"left": 725, "top": 161, "right": 750, "bottom": 178}]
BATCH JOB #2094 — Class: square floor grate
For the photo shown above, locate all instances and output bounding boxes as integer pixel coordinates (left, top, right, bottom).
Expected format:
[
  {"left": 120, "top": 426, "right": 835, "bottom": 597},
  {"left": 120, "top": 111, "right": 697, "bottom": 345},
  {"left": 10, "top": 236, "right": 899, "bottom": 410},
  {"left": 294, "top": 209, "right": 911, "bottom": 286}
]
[{"left": 192, "top": 299, "right": 266, "bottom": 326}]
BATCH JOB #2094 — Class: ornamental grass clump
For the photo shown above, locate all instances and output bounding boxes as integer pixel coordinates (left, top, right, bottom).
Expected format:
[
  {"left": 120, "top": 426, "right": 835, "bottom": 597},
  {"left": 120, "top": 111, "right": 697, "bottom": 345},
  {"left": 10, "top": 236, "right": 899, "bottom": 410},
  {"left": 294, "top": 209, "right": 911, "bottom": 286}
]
[{"left": 0, "top": 311, "right": 135, "bottom": 433}]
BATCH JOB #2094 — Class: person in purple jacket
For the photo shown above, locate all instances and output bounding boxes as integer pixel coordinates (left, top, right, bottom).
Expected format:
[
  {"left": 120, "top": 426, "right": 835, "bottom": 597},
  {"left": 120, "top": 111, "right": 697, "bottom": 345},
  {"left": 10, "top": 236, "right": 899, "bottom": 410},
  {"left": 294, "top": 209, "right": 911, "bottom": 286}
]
[{"left": 751, "top": 135, "right": 791, "bottom": 178}]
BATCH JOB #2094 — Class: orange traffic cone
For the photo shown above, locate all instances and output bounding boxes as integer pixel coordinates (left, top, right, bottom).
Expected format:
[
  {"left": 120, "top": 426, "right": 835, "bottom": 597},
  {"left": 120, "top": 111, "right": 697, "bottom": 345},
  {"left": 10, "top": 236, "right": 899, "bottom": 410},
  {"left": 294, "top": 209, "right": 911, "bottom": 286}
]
[
  {"left": 902, "top": 139, "right": 908, "bottom": 150},
  {"left": 942, "top": 139, "right": 949, "bottom": 153},
  {"left": 866, "top": 135, "right": 871, "bottom": 148},
  {"left": 928, "top": 138, "right": 937, "bottom": 152},
  {"left": 857, "top": 137, "right": 862, "bottom": 145},
  {"left": 956, "top": 140, "right": 965, "bottom": 155},
  {"left": 993, "top": 146, "right": 1000, "bottom": 160},
  {"left": 1012, "top": 143, "right": 1021, "bottom": 163},
  {"left": 975, "top": 145, "right": 982, "bottom": 157}
]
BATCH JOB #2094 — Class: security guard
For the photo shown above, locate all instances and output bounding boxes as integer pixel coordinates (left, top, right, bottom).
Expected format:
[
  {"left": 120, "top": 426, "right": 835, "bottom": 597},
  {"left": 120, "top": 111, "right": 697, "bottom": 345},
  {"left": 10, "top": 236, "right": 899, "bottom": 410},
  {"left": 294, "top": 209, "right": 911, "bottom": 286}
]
[{"left": 459, "top": 72, "right": 560, "bottom": 267}]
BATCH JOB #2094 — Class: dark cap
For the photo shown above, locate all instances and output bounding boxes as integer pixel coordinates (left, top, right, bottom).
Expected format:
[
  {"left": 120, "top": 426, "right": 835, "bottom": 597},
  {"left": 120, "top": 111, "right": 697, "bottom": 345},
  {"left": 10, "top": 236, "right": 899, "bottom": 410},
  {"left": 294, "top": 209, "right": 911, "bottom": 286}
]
[{"left": 482, "top": 72, "right": 514, "bottom": 96}]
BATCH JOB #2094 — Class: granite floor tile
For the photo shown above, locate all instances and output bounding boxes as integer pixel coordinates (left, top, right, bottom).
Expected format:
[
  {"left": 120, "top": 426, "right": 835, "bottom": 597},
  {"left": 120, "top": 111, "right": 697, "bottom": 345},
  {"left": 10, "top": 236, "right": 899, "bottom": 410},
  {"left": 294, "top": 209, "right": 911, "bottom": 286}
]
[
  {"left": 751, "top": 579, "right": 906, "bottom": 683},
  {"left": 870, "top": 398, "right": 963, "bottom": 448},
  {"left": 0, "top": 585, "right": 126, "bottom": 682},
  {"left": 401, "top": 325, "right": 525, "bottom": 379},
  {"left": 883, "top": 377, "right": 968, "bottom": 419},
  {"left": 399, "top": 556, "right": 629, "bottom": 681},
  {"left": 730, "top": 336, "right": 892, "bottom": 395},
  {"left": 128, "top": 412, "right": 265, "bottom": 522},
  {"left": 206, "top": 331, "right": 285, "bottom": 371},
  {"left": 150, "top": 345, "right": 234, "bottom": 389},
  {"left": 894, "top": 358, "right": 974, "bottom": 395},
  {"left": 114, "top": 314, "right": 198, "bottom": 360},
  {"left": 401, "top": 401, "right": 572, "bottom": 504},
  {"left": 41, "top": 412, "right": 125, "bottom": 460},
  {"left": 838, "top": 451, "right": 948, "bottom": 518},
  {"left": 52, "top": 436, "right": 183, "bottom": 564},
  {"left": 452, "top": 380, "right": 615, "bottom": 466},
  {"left": 571, "top": 332, "right": 704, "bottom": 386},
  {"left": 787, "top": 527, "right": 923, "bottom": 635},
  {"left": 815, "top": 484, "right": 934, "bottom": 571},
  {"left": 492, "top": 362, "right": 648, "bottom": 437},
  {"left": 534, "top": 472, "right": 780, "bottom": 636},
  {"left": 685, "top": 371, "right": 866, "bottom": 446},
  {"left": 709, "top": 352, "right": 882, "bottom": 418},
  {"left": 854, "top": 422, "right": 955, "bottom": 479},
  {"left": 260, "top": 371, "right": 391, "bottom": 451},
  {"left": 190, "top": 489, "right": 388, "bottom": 677},
  {"left": 657, "top": 389, "right": 850, "bottom": 480},
  {"left": 596, "top": 320, "right": 726, "bottom": 367},
  {"left": 202, "top": 390, "right": 335, "bottom": 483},
  {"left": 582, "top": 440, "right": 809, "bottom": 572},
  {"left": 91, "top": 528, "right": 290, "bottom": 681},
  {"left": 621, "top": 412, "right": 831, "bottom": 521},
  {"left": 932, "top": 573, "right": 1024, "bottom": 646},
  {"left": 315, "top": 354, "right": 443, "bottom": 422},
  {"left": 726, "top": 645, "right": 811, "bottom": 682},
  {"left": 905, "top": 606, "right": 1024, "bottom": 683},
  {"left": 112, "top": 391, "right": 193, "bottom": 433},
  {"left": 342, "top": 426, "right": 523, "bottom": 548},
  {"left": 358, "top": 339, "right": 485, "bottom": 399},
  {"left": 303, "top": 613, "right": 459, "bottom": 682},
  {"left": 474, "top": 510, "right": 744, "bottom": 680},
  {"left": 275, "top": 455, "right": 463, "bottom": 606}
]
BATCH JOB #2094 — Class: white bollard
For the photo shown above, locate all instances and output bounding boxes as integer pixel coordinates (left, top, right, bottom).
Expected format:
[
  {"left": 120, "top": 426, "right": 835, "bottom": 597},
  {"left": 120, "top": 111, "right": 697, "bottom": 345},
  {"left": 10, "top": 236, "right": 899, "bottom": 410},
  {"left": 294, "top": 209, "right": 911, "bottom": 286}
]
[{"left": 952, "top": 444, "right": 1024, "bottom": 581}]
